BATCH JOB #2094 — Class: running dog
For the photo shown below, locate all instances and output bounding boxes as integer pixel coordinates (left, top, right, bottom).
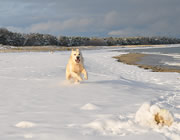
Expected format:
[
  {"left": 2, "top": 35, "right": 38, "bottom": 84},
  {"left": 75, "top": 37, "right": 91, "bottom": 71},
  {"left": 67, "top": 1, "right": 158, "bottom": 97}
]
[{"left": 66, "top": 49, "right": 88, "bottom": 83}]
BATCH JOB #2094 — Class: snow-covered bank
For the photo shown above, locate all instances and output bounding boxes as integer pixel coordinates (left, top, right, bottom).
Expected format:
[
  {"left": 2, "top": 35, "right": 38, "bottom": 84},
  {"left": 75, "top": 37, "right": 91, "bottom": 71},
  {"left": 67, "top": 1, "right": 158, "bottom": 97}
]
[{"left": 0, "top": 48, "right": 179, "bottom": 140}]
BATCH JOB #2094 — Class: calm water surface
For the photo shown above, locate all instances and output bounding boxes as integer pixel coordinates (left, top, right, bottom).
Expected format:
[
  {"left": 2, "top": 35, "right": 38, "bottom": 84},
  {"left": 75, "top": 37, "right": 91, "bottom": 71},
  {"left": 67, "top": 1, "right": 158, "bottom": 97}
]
[{"left": 116, "top": 44, "right": 180, "bottom": 69}]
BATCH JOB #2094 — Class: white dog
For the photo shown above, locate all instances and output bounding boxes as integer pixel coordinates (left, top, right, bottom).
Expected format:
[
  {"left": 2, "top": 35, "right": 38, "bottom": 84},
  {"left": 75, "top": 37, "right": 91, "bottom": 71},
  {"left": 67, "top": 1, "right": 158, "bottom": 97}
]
[{"left": 66, "top": 49, "right": 88, "bottom": 83}]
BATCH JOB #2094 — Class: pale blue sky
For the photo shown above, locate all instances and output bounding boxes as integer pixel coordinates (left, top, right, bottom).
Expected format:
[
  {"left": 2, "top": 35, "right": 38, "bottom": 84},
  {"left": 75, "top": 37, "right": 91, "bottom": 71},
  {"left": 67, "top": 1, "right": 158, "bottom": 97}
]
[{"left": 0, "top": 0, "right": 180, "bottom": 37}]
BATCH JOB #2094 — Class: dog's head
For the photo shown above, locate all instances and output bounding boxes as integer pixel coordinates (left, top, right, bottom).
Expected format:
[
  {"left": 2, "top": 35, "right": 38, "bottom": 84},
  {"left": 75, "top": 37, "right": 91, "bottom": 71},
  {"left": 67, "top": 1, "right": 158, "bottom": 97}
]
[{"left": 71, "top": 49, "right": 83, "bottom": 64}]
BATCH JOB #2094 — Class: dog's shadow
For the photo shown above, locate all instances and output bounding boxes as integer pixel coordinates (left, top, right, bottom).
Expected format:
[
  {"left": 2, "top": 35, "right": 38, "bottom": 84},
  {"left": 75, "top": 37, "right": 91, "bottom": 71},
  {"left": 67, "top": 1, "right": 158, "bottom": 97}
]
[{"left": 83, "top": 76, "right": 174, "bottom": 92}]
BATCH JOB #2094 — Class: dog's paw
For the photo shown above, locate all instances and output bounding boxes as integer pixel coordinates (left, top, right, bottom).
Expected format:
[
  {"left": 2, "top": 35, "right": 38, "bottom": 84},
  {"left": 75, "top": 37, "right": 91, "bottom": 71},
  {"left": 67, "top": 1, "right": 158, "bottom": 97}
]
[
  {"left": 84, "top": 74, "right": 88, "bottom": 80},
  {"left": 84, "top": 76, "right": 88, "bottom": 80},
  {"left": 78, "top": 77, "right": 83, "bottom": 81},
  {"left": 74, "top": 81, "right": 80, "bottom": 84}
]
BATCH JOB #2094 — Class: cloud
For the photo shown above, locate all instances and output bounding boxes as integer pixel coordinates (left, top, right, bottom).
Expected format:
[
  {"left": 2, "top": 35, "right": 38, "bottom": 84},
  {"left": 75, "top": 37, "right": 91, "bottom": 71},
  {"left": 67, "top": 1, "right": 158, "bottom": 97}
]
[
  {"left": 108, "top": 19, "right": 180, "bottom": 37},
  {"left": 104, "top": 11, "right": 119, "bottom": 26},
  {"left": 1, "top": 0, "right": 180, "bottom": 37},
  {"left": 28, "top": 18, "right": 94, "bottom": 34},
  {"left": 108, "top": 30, "right": 127, "bottom": 36},
  {"left": 6, "top": 26, "right": 25, "bottom": 33},
  {"left": 108, "top": 28, "right": 146, "bottom": 37},
  {"left": 6, "top": 18, "right": 94, "bottom": 35}
]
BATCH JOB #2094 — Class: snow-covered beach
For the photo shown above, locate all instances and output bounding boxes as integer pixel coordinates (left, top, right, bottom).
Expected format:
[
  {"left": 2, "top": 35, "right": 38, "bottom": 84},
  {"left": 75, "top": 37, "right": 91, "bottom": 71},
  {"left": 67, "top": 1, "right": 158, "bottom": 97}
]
[{"left": 0, "top": 45, "right": 180, "bottom": 140}]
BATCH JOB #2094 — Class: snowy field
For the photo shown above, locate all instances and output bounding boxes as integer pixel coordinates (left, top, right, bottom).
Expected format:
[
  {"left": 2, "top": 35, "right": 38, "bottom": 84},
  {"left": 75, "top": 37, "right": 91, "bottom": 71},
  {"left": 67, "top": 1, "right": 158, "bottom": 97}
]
[{"left": 0, "top": 47, "right": 180, "bottom": 140}]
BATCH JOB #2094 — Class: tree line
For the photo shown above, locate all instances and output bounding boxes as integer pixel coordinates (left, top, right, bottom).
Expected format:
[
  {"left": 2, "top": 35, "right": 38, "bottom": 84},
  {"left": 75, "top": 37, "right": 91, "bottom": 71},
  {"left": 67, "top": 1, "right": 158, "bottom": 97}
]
[{"left": 0, "top": 28, "right": 180, "bottom": 46}]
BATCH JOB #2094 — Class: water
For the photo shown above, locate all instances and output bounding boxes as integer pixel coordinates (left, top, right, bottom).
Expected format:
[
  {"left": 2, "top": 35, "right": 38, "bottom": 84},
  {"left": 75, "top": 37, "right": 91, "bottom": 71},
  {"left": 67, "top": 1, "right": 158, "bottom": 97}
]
[
  {"left": 117, "top": 45, "right": 180, "bottom": 54},
  {"left": 116, "top": 44, "right": 180, "bottom": 70}
]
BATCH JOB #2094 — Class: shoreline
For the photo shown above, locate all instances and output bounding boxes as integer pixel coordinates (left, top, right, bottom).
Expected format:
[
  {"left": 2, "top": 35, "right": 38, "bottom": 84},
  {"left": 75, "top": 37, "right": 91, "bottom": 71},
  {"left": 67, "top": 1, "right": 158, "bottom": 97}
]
[
  {"left": 0, "top": 44, "right": 168, "bottom": 53},
  {"left": 113, "top": 53, "right": 180, "bottom": 73},
  {"left": 0, "top": 46, "right": 88, "bottom": 53}
]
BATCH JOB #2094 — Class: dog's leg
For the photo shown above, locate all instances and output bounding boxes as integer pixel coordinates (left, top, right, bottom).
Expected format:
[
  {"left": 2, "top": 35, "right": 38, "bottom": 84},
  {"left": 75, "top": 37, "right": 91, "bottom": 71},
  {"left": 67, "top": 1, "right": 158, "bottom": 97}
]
[
  {"left": 66, "top": 74, "right": 71, "bottom": 80},
  {"left": 66, "top": 69, "right": 71, "bottom": 80},
  {"left": 71, "top": 72, "right": 83, "bottom": 81},
  {"left": 82, "top": 69, "right": 88, "bottom": 80}
]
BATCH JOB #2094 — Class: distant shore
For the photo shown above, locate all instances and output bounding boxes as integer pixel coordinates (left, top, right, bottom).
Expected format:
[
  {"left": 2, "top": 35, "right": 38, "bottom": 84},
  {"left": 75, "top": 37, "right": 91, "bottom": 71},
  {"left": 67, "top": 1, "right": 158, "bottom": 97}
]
[
  {"left": 1, "top": 28, "right": 180, "bottom": 47},
  {"left": 0, "top": 45, "right": 98, "bottom": 53},
  {"left": 0, "top": 44, "right": 166, "bottom": 53},
  {"left": 109, "top": 44, "right": 166, "bottom": 48},
  {"left": 114, "top": 53, "right": 180, "bottom": 73}
]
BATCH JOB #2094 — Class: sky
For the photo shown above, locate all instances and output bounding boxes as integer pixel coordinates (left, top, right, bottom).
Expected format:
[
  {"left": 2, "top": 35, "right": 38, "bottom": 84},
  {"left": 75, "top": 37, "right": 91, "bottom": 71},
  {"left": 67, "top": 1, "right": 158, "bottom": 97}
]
[{"left": 0, "top": 0, "right": 180, "bottom": 37}]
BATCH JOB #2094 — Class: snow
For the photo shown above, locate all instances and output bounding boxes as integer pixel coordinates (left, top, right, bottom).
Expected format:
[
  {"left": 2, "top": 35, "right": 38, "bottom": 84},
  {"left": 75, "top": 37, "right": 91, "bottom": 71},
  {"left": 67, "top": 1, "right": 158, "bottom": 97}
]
[
  {"left": 164, "top": 62, "right": 180, "bottom": 66},
  {"left": 135, "top": 103, "right": 174, "bottom": 128},
  {"left": 23, "top": 134, "right": 34, "bottom": 139},
  {"left": 15, "top": 121, "right": 36, "bottom": 128},
  {"left": 80, "top": 103, "right": 100, "bottom": 110},
  {"left": 0, "top": 47, "right": 180, "bottom": 140}
]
